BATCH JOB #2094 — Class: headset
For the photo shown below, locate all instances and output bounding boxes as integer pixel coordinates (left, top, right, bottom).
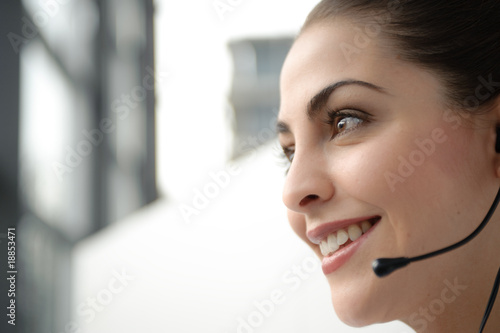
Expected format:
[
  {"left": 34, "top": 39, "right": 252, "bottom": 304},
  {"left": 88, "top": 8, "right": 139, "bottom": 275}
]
[{"left": 372, "top": 127, "right": 500, "bottom": 332}]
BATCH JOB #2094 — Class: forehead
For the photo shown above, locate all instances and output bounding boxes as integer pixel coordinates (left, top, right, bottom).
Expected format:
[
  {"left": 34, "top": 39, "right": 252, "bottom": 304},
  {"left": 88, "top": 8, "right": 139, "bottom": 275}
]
[
  {"left": 280, "top": 22, "right": 382, "bottom": 113},
  {"left": 278, "top": 21, "right": 445, "bottom": 124},
  {"left": 281, "top": 21, "right": 361, "bottom": 89}
]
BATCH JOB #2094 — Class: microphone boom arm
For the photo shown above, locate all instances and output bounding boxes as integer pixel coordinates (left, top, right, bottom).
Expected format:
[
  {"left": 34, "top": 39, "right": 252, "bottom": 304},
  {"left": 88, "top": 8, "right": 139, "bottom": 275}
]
[{"left": 372, "top": 187, "right": 500, "bottom": 277}]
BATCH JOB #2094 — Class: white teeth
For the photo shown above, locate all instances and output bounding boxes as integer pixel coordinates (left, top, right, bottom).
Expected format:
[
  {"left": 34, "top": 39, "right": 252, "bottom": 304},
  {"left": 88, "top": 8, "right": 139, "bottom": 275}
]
[
  {"left": 319, "top": 241, "right": 329, "bottom": 256},
  {"left": 318, "top": 219, "right": 376, "bottom": 257},
  {"left": 361, "top": 220, "right": 372, "bottom": 233},
  {"left": 348, "top": 224, "right": 362, "bottom": 241},
  {"left": 336, "top": 229, "right": 349, "bottom": 245},
  {"left": 327, "top": 233, "right": 339, "bottom": 252}
]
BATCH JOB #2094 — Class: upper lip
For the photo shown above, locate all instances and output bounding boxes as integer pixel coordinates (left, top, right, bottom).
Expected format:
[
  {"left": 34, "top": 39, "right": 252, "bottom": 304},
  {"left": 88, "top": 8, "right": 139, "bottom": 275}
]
[{"left": 306, "top": 215, "right": 380, "bottom": 244}]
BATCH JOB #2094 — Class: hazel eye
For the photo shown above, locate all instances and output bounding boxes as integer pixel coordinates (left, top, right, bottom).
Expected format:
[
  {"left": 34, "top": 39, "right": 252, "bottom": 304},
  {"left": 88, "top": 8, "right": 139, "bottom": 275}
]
[
  {"left": 325, "top": 109, "right": 371, "bottom": 140},
  {"left": 337, "top": 117, "right": 363, "bottom": 133}
]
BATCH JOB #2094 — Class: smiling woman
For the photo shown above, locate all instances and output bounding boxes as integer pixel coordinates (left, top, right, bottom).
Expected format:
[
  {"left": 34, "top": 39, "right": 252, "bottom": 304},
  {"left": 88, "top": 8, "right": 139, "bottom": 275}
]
[{"left": 278, "top": 1, "right": 500, "bottom": 332}]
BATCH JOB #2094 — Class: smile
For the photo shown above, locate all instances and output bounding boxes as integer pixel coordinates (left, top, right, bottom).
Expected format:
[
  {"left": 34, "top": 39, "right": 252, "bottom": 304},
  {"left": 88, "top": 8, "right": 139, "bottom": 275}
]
[
  {"left": 306, "top": 215, "right": 382, "bottom": 275},
  {"left": 319, "top": 217, "right": 379, "bottom": 257}
]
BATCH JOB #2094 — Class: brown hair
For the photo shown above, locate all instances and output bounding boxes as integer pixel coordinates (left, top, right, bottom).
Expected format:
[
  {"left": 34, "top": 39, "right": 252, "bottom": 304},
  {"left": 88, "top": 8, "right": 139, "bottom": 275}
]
[{"left": 302, "top": 0, "right": 500, "bottom": 111}]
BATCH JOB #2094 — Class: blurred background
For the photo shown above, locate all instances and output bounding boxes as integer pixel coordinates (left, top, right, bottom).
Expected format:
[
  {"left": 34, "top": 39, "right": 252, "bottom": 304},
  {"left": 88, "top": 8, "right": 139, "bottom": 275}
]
[{"left": 0, "top": 1, "right": 412, "bottom": 332}]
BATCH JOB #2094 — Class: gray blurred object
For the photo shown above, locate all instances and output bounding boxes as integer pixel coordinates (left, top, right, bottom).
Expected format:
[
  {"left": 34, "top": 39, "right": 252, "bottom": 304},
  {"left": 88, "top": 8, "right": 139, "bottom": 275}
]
[
  {"left": 0, "top": 2, "right": 22, "bottom": 333},
  {"left": 2, "top": 0, "right": 157, "bottom": 332},
  {"left": 228, "top": 37, "right": 293, "bottom": 158}
]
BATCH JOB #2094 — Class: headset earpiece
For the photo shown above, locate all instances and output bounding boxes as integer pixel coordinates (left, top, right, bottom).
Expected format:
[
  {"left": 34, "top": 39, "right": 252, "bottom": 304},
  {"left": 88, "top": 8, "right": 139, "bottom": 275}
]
[{"left": 496, "top": 127, "right": 500, "bottom": 153}]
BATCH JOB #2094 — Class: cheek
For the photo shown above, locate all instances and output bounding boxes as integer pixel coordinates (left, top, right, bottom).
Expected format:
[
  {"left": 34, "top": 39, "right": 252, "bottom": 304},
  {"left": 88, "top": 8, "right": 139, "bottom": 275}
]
[
  {"left": 333, "top": 123, "right": 488, "bottom": 246},
  {"left": 336, "top": 123, "right": 482, "bottom": 204},
  {"left": 332, "top": 130, "right": 414, "bottom": 203}
]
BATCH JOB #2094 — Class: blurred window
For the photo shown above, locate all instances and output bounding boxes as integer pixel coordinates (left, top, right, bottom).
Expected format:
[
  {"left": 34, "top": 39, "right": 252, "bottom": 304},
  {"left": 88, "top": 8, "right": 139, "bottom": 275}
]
[
  {"left": 228, "top": 38, "right": 293, "bottom": 158},
  {"left": 7, "top": 1, "right": 157, "bottom": 332}
]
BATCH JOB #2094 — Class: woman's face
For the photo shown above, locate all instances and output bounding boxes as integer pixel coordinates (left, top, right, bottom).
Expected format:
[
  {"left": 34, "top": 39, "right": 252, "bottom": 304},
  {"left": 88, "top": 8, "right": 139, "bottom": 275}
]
[{"left": 278, "top": 20, "right": 499, "bottom": 327}]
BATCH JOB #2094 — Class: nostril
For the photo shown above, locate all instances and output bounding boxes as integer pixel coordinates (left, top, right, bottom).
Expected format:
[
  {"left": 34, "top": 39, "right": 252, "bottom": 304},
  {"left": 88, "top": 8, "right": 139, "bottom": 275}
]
[{"left": 299, "top": 194, "right": 319, "bottom": 206}]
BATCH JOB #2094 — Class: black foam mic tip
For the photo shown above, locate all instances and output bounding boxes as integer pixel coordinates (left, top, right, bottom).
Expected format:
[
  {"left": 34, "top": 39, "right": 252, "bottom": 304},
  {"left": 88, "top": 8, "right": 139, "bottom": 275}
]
[{"left": 372, "top": 257, "right": 410, "bottom": 277}]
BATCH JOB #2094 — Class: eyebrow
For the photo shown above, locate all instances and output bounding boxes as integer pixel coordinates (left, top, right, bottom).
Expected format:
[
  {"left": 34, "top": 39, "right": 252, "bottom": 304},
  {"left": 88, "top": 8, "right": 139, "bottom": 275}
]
[{"left": 277, "top": 79, "right": 386, "bottom": 134}]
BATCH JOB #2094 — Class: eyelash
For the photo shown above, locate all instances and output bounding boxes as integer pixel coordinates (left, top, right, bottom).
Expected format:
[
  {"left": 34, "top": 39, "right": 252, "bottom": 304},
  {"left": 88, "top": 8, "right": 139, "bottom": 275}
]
[
  {"left": 279, "top": 108, "right": 371, "bottom": 173},
  {"left": 324, "top": 108, "right": 371, "bottom": 140},
  {"left": 275, "top": 145, "right": 295, "bottom": 175}
]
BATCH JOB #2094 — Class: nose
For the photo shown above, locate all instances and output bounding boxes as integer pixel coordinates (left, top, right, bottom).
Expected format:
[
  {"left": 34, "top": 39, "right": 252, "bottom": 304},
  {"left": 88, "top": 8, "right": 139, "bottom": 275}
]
[{"left": 282, "top": 148, "right": 335, "bottom": 213}]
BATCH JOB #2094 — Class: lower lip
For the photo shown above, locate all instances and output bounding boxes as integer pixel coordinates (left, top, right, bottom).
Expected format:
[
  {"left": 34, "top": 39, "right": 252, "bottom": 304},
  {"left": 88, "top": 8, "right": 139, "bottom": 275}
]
[{"left": 321, "top": 220, "right": 380, "bottom": 275}]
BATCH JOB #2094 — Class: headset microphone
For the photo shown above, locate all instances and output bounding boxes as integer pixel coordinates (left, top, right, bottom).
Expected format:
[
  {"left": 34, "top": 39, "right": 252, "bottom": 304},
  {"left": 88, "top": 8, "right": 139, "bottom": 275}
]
[
  {"left": 372, "top": 187, "right": 500, "bottom": 278},
  {"left": 496, "top": 127, "right": 500, "bottom": 153},
  {"left": 372, "top": 127, "right": 500, "bottom": 332}
]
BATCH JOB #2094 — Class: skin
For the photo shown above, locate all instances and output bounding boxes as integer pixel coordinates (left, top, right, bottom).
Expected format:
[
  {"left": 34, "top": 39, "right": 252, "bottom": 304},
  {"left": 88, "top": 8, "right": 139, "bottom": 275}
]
[{"left": 278, "top": 19, "right": 500, "bottom": 332}]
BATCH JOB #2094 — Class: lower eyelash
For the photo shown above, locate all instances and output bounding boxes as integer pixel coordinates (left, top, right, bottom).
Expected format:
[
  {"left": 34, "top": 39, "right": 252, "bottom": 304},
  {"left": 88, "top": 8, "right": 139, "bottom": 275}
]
[{"left": 274, "top": 144, "right": 292, "bottom": 174}]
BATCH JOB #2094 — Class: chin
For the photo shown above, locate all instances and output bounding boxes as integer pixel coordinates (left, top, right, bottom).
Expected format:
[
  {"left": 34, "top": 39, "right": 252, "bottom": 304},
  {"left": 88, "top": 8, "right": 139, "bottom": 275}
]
[
  {"left": 333, "top": 300, "right": 384, "bottom": 328},
  {"left": 327, "top": 277, "right": 392, "bottom": 328}
]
